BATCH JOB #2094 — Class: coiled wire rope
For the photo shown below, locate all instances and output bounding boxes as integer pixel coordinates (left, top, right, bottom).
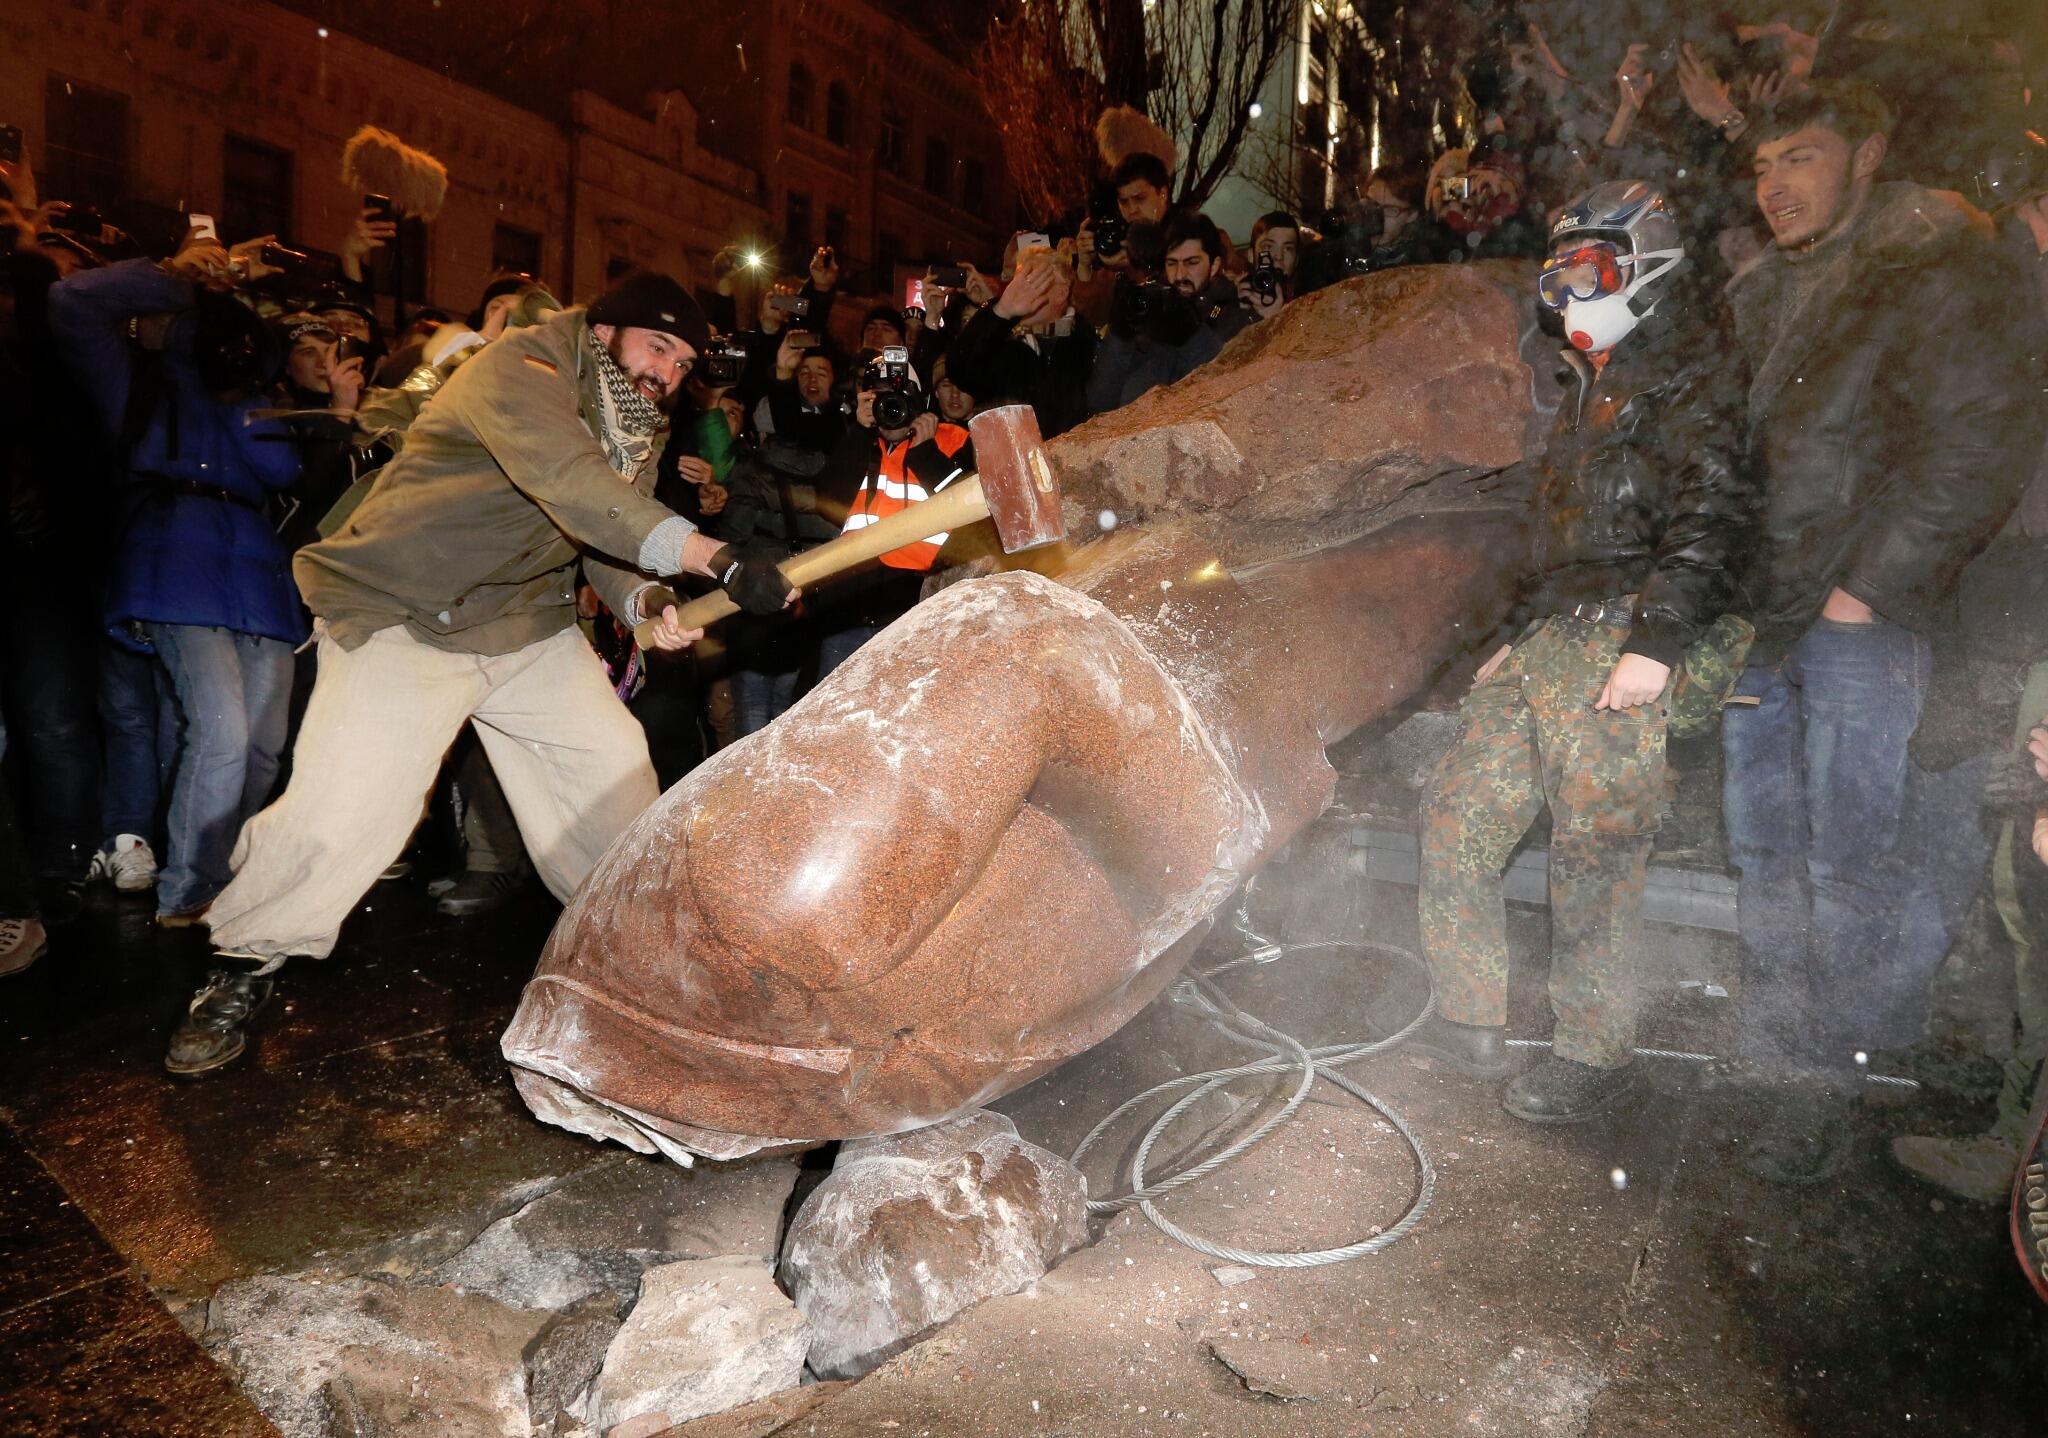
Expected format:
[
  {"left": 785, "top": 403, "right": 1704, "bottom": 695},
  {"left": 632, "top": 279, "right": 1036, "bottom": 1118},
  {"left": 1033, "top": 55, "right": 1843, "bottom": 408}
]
[
  {"left": 1070, "top": 882, "right": 1440, "bottom": 1268},
  {"left": 1072, "top": 876, "right": 1923, "bottom": 1270}
]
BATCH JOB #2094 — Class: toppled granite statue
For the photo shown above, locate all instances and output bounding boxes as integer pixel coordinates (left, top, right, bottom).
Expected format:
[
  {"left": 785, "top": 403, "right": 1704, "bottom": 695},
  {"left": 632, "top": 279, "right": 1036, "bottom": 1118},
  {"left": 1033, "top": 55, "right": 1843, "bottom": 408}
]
[
  {"left": 502, "top": 262, "right": 1550, "bottom": 1162},
  {"left": 779, "top": 1110, "right": 1089, "bottom": 1378}
]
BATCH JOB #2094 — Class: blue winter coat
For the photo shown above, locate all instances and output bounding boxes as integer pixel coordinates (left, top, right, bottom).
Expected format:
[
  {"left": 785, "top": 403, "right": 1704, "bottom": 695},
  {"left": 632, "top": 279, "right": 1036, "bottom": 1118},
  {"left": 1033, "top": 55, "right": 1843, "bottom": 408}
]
[{"left": 48, "top": 259, "right": 306, "bottom": 647}]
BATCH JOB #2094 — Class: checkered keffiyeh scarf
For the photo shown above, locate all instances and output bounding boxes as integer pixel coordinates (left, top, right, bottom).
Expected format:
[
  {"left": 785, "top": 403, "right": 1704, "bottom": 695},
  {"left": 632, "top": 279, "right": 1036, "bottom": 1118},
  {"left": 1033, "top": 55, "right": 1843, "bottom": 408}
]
[{"left": 589, "top": 335, "right": 664, "bottom": 478}]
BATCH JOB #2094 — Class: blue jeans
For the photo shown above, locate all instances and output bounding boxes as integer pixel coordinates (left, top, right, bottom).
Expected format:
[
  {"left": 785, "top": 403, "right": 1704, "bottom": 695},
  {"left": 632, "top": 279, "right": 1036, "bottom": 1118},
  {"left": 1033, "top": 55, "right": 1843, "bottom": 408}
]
[
  {"left": 148, "top": 624, "right": 294, "bottom": 917},
  {"left": 733, "top": 667, "right": 801, "bottom": 737},
  {"left": 1722, "top": 617, "right": 1940, "bottom": 1069},
  {"left": 99, "top": 640, "right": 175, "bottom": 844}
]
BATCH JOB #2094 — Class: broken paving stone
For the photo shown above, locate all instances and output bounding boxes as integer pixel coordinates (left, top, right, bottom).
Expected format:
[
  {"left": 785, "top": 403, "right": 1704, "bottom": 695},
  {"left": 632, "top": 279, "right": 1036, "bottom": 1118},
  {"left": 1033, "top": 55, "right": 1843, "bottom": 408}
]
[
  {"left": 207, "top": 1274, "right": 552, "bottom": 1438},
  {"left": 1209, "top": 1264, "right": 1260, "bottom": 1288},
  {"left": 778, "top": 1110, "right": 1089, "bottom": 1380},
  {"left": 524, "top": 1295, "right": 623, "bottom": 1435},
  {"left": 650, "top": 1380, "right": 852, "bottom": 1436},
  {"left": 1205, "top": 1335, "right": 1339, "bottom": 1403},
  {"left": 433, "top": 1154, "right": 800, "bottom": 1310},
  {"left": 592, "top": 1256, "right": 810, "bottom": 1438}
]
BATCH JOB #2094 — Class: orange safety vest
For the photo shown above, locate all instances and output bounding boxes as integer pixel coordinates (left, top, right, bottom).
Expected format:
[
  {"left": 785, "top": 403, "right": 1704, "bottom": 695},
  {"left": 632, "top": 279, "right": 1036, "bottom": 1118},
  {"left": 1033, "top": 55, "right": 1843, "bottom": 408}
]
[{"left": 842, "top": 423, "right": 972, "bottom": 571}]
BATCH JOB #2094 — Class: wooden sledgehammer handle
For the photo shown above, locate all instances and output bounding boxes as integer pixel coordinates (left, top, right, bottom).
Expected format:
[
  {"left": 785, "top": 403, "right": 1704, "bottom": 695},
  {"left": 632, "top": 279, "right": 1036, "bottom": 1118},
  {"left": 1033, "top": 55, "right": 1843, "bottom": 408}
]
[{"left": 632, "top": 474, "right": 992, "bottom": 645}]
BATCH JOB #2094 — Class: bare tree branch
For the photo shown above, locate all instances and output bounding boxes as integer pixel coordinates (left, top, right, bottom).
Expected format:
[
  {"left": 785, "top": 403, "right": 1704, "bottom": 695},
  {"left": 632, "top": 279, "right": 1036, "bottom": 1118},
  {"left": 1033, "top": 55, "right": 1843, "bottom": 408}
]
[{"left": 972, "top": 0, "right": 1296, "bottom": 219}]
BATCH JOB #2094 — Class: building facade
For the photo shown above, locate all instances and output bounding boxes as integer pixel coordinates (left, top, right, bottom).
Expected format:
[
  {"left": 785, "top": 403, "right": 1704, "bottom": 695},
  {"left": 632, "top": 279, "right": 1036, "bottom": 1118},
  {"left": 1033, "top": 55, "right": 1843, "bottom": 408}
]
[
  {"left": 685, "top": 0, "right": 1018, "bottom": 307},
  {"left": 5, "top": 0, "right": 1007, "bottom": 321}
]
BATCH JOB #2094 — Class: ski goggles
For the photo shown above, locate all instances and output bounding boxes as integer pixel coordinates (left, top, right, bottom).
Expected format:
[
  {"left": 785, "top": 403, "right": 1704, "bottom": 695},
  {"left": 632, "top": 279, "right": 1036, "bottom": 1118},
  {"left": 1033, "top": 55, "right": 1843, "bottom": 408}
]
[
  {"left": 1538, "top": 241, "right": 1627, "bottom": 309},
  {"left": 1538, "top": 242, "right": 1687, "bottom": 310}
]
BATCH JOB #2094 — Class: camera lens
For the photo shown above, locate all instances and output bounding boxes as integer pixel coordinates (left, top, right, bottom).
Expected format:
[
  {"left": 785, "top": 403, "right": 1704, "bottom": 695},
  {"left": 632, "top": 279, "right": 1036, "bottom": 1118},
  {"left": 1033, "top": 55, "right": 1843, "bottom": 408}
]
[{"left": 874, "top": 390, "right": 917, "bottom": 429}]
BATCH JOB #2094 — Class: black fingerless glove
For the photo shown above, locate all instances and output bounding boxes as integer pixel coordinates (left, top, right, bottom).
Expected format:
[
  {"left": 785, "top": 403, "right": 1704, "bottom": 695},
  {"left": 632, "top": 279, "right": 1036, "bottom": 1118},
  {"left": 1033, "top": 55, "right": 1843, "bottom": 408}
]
[{"left": 711, "top": 543, "right": 792, "bottom": 616}]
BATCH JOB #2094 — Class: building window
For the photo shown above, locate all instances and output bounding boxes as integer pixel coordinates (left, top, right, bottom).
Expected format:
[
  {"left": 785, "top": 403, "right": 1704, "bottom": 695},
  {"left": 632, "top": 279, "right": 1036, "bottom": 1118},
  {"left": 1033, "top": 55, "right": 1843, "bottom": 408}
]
[
  {"left": 877, "top": 111, "right": 905, "bottom": 176},
  {"left": 490, "top": 221, "right": 543, "bottom": 279},
  {"left": 785, "top": 190, "right": 813, "bottom": 254},
  {"left": 923, "top": 137, "right": 952, "bottom": 199},
  {"left": 787, "top": 63, "right": 813, "bottom": 131},
  {"left": 221, "top": 134, "right": 293, "bottom": 245},
  {"left": 44, "top": 76, "right": 129, "bottom": 210},
  {"left": 824, "top": 206, "right": 849, "bottom": 258},
  {"left": 962, "top": 159, "right": 986, "bottom": 214},
  {"left": 825, "top": 82, "right": 852, "bottom": 147},
  {"left": 875, "top": 229, "right": 901, "bottom": 292},
  {"left": 605, "top": 255, "right": 639, "bottom": 286}
]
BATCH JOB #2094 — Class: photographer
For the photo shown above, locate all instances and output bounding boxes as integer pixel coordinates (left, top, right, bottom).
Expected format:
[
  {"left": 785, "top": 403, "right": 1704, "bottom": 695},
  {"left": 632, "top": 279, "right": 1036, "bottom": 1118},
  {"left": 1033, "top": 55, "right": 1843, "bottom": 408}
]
[
  {"left": 1239, "top": 211, "right": 1301, "bottom": 322},
  {"left": 945, "top": 247, "right": 1093, "bottom": 439},
  {"left": 1087, "top": 210, "right": 1248, "bottom": 416},
  {"left": 1074, "top": 152, "right": 1177, "bottom": 328},
  {"left": 806, "top": 348, "right": 971, "bottom": 678},
  {"left": 47, "top": 230, "right": 308, "bottom": 932},
  {"left": 736, "top": 248, "right": 841, "bottom": 409},
  {"left": 1302, "top": 163, "right": 1433, "bottom": 291}
]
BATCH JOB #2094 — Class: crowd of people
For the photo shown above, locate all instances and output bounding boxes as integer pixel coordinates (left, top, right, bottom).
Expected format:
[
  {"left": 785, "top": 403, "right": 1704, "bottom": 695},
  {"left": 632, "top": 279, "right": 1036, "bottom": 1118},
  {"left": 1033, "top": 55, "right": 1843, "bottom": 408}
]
[{"left": 1, "top": 6, "right": 2046, "bottom": 1209}]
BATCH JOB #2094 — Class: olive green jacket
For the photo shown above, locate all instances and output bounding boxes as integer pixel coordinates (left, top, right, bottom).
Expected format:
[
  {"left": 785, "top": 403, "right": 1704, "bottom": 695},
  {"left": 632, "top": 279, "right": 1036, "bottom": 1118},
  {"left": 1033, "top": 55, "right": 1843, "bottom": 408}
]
[{"left": 296, "top": 310, "right": 684, "bottom": 654}]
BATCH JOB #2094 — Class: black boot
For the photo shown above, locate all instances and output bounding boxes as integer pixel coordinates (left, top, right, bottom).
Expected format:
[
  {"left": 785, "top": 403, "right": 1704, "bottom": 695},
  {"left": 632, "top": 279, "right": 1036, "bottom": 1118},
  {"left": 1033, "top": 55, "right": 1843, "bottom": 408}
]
[
  {"left": 1399, "top": 1014, "right": 1510, "bottom": 1080},
  {"left": 1503, "top": 1056, "right": 1638, "bottom": 1123},
  {"left": 165, "top": 968, "right": 273, "bottom": 1077}
]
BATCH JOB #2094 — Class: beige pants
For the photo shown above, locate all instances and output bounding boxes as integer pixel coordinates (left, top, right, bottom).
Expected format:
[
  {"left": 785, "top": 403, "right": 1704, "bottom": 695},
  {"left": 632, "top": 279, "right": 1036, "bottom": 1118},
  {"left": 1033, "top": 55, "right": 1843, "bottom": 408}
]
[{"left": 208, "top": 624, "right": 657, "bottom": 960}]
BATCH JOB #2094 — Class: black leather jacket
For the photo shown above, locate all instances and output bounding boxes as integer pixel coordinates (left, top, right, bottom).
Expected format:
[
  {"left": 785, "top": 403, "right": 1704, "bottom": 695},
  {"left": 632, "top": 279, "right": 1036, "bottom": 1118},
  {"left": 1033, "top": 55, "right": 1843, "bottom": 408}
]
[
  {"left": 1727, "top": 183, "right": 2048, "bottom": 653},
  {"left": 1518, "top": 301, "right": 1756, "bottom": 667}
]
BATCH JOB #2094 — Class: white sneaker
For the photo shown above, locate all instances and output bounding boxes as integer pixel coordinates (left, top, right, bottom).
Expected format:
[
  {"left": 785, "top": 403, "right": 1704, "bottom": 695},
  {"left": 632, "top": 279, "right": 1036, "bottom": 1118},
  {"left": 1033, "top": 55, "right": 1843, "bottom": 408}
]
[{"left": 90, "top": 834, "right": 158, "bottom": 893}]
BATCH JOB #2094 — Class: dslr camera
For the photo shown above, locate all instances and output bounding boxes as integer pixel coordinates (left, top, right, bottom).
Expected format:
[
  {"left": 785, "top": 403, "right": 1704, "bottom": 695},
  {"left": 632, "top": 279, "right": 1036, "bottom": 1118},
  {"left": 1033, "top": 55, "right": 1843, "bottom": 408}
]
[
  {"left": 1111, "top": 278, "right": 1196, "bottom": 344},
  {"left": 698, "top": 342, "right": 749, "bottom": 388},
  {"left": 1091, "top": 212, "right": 1128, "bottom": 260},
  {"left": 859, "top": 345, "right": 923, "bottom": 430},
  {"left": 1248, "top": 251, "right": 1283, "bottom": 303}
]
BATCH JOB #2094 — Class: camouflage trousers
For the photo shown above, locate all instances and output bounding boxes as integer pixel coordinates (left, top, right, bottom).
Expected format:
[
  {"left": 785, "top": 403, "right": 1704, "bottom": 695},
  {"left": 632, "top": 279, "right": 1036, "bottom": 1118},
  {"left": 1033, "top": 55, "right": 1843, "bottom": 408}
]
[{"left": 1419, "top": 614, "right": 1669, "bottom": 1067}]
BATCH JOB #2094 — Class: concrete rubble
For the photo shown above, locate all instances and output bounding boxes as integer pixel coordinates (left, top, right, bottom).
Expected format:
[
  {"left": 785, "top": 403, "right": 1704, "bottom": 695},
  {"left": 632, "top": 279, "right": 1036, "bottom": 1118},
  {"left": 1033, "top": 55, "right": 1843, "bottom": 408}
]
[
  {"left": 432, "top": 1154, "right": 798, "bottom": 1310},
  {"left": 204, "top": 1153, "right": 811, "bottom": 1438},
  {"left": 590, "top": 1256, "right": 811, "bottom": 1438},
  {"left": 205, "top": 1273, "right": 553, "bottom": 1438},
  {"left": 778, "top": 1110, "right": 1090, "bottom": 1379}
]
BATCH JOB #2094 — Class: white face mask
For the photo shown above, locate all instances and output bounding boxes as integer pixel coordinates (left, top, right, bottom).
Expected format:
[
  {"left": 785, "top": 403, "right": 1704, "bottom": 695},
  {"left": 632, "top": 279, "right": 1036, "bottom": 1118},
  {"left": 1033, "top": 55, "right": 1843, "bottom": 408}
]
[{"left": 1561, "top": 248, "right": 1686, "bottom": 353}]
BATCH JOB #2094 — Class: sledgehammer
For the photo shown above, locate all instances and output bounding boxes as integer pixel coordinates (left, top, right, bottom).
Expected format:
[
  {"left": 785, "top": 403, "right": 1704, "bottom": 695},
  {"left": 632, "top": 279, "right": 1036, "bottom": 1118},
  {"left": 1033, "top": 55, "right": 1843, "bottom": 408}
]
[{"left": 632, "top": 404, "right": 1065, "bottom": 644}]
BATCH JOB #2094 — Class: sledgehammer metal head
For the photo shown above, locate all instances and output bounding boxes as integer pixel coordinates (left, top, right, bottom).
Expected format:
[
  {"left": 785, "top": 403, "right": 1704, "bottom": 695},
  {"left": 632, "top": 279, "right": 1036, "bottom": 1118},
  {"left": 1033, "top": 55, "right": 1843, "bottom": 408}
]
[{"left": 969, "top": 404, "right": 1065, "bottom": 552}]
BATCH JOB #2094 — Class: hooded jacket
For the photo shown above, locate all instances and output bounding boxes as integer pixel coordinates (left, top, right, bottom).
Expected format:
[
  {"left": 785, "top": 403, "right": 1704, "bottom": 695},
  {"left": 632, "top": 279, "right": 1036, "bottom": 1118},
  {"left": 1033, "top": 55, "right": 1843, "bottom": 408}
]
[
  {"left": 1518, "top": 298, "right": 1756, "bottom": 666},
  {"left": 1727, "top": 181, "right": 2048, "bottom": 653}
]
